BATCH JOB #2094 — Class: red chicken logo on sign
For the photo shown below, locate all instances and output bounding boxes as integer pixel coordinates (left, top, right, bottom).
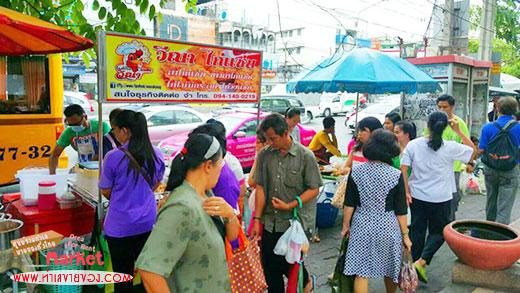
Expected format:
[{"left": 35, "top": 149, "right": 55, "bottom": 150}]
[{"left": 115, "top": 40, "right": 152, "bottom": 81}]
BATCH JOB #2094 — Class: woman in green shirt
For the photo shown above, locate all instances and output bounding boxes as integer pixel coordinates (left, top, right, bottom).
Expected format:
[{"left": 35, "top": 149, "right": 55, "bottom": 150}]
[
  {"left": 136, "top": 134, "right": 240, "bottom": 293},
  {"left": 392, "top": 121, "right": 417, "bottom": 171}
]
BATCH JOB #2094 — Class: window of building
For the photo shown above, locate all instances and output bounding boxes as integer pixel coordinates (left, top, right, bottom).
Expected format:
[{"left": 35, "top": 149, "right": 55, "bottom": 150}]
[
  {"left": 296, "top": 47, "right": 301, "bottom": 54},
  {"left": 297, "top": 29, "right": 302, "bottom": 36},
  {"left": 289, "top": 30, "right": 293, "bottom": 37},
  {"left": 0, "top": 56, "right": 50, "bottom": 114}
]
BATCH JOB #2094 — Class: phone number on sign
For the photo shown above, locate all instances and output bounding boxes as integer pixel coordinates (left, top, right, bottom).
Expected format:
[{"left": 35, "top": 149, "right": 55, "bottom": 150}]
[
  {"left": 0, "top": 146, "right": 51, "bottom": 161},
  {"left": 213, "top": 93, "right": 257, "bottom": 100}
]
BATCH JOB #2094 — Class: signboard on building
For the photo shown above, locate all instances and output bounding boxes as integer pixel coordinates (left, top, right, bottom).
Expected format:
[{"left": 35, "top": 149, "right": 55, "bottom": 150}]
[
  {"left": 98, "top": 31, "right": 262, "bottom": 103},
  {"left": 417, "top": 64, "right": 449, "bottom": 78},
  {"left": 262, "top": 70, "right": 276, "bottom": 79},
  {"left": 453, "top": 65, "right": 469, "bottom": 80}
]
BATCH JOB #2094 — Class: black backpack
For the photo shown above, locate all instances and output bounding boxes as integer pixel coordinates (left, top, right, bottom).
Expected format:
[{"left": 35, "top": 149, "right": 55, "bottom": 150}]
[{"left": 482, "top": 120, "right": 519, "bottom": 171}]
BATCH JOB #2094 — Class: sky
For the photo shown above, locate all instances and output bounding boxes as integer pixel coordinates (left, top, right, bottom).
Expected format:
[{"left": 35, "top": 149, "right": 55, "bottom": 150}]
[{"left": 227, "top": 0, "right": 483, "bottom": 43}]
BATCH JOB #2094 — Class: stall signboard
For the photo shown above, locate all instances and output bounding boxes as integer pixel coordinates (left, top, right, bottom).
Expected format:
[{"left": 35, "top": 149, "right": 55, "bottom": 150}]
[{"left": 98, "top": 31, "right": 262, "bottom": 103}]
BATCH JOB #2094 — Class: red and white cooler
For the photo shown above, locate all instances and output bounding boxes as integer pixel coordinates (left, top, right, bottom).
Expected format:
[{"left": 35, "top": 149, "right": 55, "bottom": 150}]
[{"left": 38, "top": 181, "right": 57, "bottom": 210}]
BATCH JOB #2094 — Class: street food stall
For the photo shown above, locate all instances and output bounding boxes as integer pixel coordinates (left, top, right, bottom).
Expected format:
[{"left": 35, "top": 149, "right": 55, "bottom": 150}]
[
  {"left": 407, "top": 55, "right": 492, "bottom": 136},
  {"left": 0, "top": 6, "right": 94, "bottom": 291}
]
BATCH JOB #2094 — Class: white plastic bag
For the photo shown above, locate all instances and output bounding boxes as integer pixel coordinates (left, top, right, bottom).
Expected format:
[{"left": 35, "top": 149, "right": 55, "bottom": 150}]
[
  {"left": 459, "top": 172, "right": 470, "bottom": 196},
  {"left": 248, "top": 189, "right": 256, "bottom": 211},
  {"left": 274, "top": 219, "right": 310, "bottom": 264}
]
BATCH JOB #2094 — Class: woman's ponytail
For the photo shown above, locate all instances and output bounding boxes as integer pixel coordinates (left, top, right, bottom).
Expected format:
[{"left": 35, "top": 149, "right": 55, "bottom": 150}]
[
  {"left": 427, "top": 112, "right": 448, "bottom": 151},
  {"left": 165, "top": 153, "right": 187, "bottom": 191}
]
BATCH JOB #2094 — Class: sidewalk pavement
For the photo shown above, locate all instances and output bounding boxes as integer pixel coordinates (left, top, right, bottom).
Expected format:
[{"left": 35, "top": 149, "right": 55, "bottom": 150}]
[{"left": 306, "top": 191, "right": 520, "bottom": 293}]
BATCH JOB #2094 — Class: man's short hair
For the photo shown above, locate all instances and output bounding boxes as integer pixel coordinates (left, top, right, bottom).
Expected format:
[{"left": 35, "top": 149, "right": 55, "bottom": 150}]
[
  {"left": 64, "top": 104, "right": 85, "bottom": 118},
  {"left": 436, "top": 94, "right": 455, "bottom": 106},
  {"left": 260, "top": 113, "right": 288, "bottom": 136},
  {"left": 323, "top": 116, "right": 335, "bottom": 129},
  {"left": 285, "top": 107, "right": 301, "bottom": 119},
  {"left": 498, "top": 96, "right": 519, "bottom": 116}
]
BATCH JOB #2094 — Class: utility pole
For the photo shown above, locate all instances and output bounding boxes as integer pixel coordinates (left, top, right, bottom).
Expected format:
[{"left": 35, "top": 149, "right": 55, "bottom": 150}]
[
  {"left": 478, "top": 0, "right": 496, "bottom": 61},
  {"left": 423, "top": 37, "right": 428, "bottom": 57},
  {"left": 441, "top": 0, "right": 454, "bottom": 55},
  {"left": 397, "top": 36, "right": 404, "bottom": 58}
]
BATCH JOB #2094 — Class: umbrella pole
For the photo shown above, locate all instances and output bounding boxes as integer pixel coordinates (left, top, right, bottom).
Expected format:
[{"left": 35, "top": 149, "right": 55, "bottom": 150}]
[
  {"left": 354, "top": 92, "right": 360, "bottom": 133},
  {"left": 400, "top": 92, "right": 405, "bottom": 118}
]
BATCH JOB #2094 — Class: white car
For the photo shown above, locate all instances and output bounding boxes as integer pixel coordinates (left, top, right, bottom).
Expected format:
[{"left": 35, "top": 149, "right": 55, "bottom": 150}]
[
  {"left": 319, "top": 92, "right": 365, "bottom": 117},
  {"left": 64, "top": 91, "right": 95, "bottom": 115},
  {"left": 346, "top": 97, "right": 401, "bottom": 132},
  {"left": 139, "top": 105, "right": 209, "bottom": 145}
]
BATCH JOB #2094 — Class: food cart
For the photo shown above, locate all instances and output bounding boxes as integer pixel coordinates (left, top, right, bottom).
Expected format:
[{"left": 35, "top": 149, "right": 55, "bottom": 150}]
[{"left": 0, "top": 7, "right": 95, "bottom": 292}]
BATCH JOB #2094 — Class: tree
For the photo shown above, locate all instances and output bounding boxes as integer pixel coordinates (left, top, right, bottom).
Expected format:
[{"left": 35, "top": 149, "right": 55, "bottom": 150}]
[
  {"left": 0, "top": 0, "right": 198, "bottom": 63},
  {"left": 469, "top": 0, "right": 520, "bottom": 77}
]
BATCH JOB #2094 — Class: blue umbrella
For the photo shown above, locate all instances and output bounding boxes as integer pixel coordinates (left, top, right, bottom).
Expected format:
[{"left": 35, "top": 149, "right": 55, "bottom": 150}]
[{"left": 286, "top": 48, "right": 438, "bottom": 94}]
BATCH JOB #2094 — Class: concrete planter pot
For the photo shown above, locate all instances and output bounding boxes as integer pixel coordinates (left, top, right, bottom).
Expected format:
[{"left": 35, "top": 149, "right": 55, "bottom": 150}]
[{"left": 444, "top": 220, "right": 520, "bottom": 271}]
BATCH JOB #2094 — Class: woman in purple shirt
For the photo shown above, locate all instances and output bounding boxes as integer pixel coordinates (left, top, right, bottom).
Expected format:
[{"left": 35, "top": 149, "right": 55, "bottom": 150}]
[{"left": 99, "top": 110, "right": 165, "bottom": 293}]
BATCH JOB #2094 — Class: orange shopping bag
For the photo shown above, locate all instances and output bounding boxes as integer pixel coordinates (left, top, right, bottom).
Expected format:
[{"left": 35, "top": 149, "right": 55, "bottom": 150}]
[{"left": 225, "top": 230, "right": 267, "bottom": 293}]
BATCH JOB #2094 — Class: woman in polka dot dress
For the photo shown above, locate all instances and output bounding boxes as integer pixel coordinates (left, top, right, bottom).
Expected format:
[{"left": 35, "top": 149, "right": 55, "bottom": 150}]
[{"left": 341, "top": 129, "right": 412, "bottom": 293}]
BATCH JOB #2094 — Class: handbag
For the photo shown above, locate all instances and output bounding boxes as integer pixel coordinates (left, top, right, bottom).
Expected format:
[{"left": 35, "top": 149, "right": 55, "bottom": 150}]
[
  {"left": 331, "top": 177, "right": 347, "bottom": 208},
  {"left": 330, "top": 236, "right": 354, "bottom": 293},
  {"left": 83, "top": 207, "right": 113, "bottom": 293},
  {"left": 399, "top": 249, "right": 418, "bottom": 293},
  {"left": 225, "top": 230, "right": 267, "bottom": 293}
]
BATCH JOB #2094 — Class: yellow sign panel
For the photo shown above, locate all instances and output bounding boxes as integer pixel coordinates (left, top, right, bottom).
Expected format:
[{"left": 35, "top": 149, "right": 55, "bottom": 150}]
[
  {"left": 99, "top": 32, "right": 262, "bottom": 103},
  {"left": 491, "top": 63, "right": 501, "bottom": 74}
]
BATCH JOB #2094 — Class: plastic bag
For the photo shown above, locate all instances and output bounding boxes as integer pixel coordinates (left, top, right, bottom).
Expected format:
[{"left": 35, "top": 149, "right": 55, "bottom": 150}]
[
  {"left": 274, "top": 219, "right": 310, "bottom": 264},
  {"left": 248, "top": 189, "right": 256, "bottom": 211},
  {"left": 399, "top": 250, "right": 418, "bottom": 293},
  {"left": 465, "top": 174, "right": 481, "bottom": 195}
]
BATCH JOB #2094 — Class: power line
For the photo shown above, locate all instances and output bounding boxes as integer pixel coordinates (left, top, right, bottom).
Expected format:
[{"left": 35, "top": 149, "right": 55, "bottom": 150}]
[
  {"left": 424, "top": 0, "right": 437, "bottom": 37},
  {"left": 423, "top": 0, "right": 495, "bottom": 34}
]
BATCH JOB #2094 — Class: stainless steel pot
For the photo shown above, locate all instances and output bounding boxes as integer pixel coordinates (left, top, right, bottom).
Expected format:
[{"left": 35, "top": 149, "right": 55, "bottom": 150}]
[{"left": 0, "top": 219, "right": 23, "bottom": 250}]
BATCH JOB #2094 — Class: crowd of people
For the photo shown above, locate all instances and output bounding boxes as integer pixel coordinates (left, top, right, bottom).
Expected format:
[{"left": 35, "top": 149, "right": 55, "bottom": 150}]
[{"left": 47, "top": 93, "right": 519, "bottom": 292}]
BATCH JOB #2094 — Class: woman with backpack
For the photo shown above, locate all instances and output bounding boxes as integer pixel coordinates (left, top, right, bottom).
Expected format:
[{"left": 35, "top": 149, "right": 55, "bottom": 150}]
[
  {"left": 401, "top": 111, "right": 474, "bottom": 283},
  {"left": 99, "top": 110, "right": 165, "bottom": 292}
]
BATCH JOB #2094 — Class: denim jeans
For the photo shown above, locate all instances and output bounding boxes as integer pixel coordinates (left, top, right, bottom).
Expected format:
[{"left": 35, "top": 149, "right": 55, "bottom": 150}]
[{"left": 484, "top": 165, "right": 520, "bottom": 225}]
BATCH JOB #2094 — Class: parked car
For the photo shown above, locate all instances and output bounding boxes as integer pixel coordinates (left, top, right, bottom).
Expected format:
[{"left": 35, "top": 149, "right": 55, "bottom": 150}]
[
  {"left": 319, "top": 92, "right": 367, "bottom": 117},
  {"left": 139, "top": 105, "right": 209, "bottom": 145},
  {"left": 345, "top": 96, "right": 400, "bottom": 132},
  {"left": 305, "top": 105, "right": 320, "bottom": 123},
  {"left": 64, "top": 91, "right": 95, "bottom": 114},
  {"left": 158, "top": 111, "right": 316, "bottom": 170},
  {"left": 260, "top": 95, "right": 310, "bottom": 123}
]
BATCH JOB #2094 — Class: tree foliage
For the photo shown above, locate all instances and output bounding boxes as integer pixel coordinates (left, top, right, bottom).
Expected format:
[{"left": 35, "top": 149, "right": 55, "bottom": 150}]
[
  {"left": 469, "top": 0, "right": 520, "bottom": 77},
  {"left": 0, "top": 0, "right": 198, "bottom": 63}
]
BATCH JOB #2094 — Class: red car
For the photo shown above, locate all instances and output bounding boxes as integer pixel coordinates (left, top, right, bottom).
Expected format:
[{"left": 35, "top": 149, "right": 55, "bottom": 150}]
[{"left": 158, "top": 110, "right": 316, "bottom": 170}]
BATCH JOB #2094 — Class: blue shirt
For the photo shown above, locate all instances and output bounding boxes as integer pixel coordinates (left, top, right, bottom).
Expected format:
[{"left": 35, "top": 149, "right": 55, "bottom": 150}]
[{"left": 479, "top": 115, "right": 520, "bottom": 164}]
